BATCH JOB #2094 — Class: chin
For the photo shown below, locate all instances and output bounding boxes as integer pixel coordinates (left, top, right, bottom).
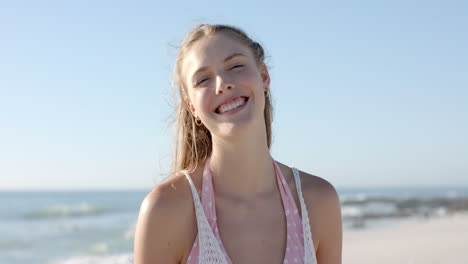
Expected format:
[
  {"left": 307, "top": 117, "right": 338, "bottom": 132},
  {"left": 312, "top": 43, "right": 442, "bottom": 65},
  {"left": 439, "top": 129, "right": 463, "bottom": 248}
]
[{"left": 214, "top": 115, "right": 264, "bottom": 138}]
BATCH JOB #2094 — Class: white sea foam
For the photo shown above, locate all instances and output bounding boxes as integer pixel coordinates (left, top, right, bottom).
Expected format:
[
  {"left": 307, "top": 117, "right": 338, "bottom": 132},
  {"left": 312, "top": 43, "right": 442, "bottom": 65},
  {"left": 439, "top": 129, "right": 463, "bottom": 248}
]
[
  {"left": 340, "top": 193, "right": 369, "bottom": 203},
  {"left": 341, "top": 206, "right": 363, "bottom": 218},
  {"left": 342, "top": 202, "right": 398, "bottom": 219},
  {"left": 23, "top": 202, "right": 106, "bottom": 220},
  {"left": 50, "top": 253, "right": 133, "bottom": 264}
]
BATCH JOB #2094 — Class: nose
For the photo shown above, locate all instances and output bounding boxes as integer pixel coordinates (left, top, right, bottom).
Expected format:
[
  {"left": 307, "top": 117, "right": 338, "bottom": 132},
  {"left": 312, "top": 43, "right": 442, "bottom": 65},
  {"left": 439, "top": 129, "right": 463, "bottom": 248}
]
[{"left": 215, "top": 73, "right": 233, "bottom": 95}]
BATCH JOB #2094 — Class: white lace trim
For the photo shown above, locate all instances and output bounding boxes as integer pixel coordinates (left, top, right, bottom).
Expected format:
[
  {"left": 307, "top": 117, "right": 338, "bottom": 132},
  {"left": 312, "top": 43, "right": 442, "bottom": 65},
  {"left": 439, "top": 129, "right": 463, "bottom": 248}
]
[
  {"left": 182, "top": 170, "right": 229, "bottom": 264},
  {"left": 292, "top": 167, "right": 317, "bottom": 264}
]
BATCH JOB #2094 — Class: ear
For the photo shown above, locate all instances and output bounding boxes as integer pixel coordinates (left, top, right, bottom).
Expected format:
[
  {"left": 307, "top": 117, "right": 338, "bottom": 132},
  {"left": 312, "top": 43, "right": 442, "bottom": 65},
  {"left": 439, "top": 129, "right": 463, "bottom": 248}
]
[
  {"left": 259, "top": 63, "right": 270, "bottom": 89},
  {"left": 184, "top": 97, "right": 196, "bottom": 117}
]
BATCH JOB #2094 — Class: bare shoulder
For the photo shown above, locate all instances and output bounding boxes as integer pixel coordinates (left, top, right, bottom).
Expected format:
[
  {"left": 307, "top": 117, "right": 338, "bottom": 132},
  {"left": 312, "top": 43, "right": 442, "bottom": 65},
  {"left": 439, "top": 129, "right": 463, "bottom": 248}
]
[
  {"left": 296, "top": 170, "right": 342, "bottom": 263},
  {"left": 134, "top": 172, "right": 198, "bottom": 264},
  {"left": 296, "top": 169, "right": 341, "bottom": 225},
  {"left": 297, "top": 170, "right": 340, "bottom": 205}
]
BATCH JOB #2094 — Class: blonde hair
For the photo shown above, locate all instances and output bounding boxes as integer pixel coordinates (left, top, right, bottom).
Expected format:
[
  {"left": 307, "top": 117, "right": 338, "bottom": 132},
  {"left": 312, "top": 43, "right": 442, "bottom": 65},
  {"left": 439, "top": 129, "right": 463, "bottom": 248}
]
[{"left": 171, "top": 24, "right": 273, "bottom": 174}]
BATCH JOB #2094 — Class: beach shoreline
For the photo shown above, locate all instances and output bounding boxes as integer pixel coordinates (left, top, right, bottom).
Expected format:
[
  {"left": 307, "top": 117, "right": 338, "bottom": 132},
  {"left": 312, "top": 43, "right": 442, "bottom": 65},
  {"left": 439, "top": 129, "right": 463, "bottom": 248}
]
[{"left": 343, "top": 212, "right": 468, "bottom": 263}]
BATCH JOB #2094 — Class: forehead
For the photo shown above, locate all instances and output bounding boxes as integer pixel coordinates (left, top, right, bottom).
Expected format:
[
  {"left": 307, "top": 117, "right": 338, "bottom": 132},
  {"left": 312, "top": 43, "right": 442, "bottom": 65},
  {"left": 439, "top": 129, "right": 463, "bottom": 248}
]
[{"left": 182, "top": 33, "right": 252, "bottom": 79}]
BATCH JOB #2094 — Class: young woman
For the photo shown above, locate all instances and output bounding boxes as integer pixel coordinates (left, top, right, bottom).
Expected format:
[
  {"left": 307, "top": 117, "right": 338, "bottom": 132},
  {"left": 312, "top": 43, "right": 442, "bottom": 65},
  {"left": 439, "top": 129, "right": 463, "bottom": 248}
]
[{"left": 134, "top": 24, "right": 342, "bottom": 264}]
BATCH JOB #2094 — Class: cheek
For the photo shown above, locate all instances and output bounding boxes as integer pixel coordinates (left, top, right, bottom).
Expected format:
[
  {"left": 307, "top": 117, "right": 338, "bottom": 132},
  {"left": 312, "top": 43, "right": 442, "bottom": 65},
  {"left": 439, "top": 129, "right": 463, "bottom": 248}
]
[
  {"left": 237, "top": 69, "right": 263, "bottom": 91},
  {"left": 192, "top": 90, "right": 212, "bottom": 114},
  {"left": 237, "top": 71, "right": 265, "bottom": 108}
]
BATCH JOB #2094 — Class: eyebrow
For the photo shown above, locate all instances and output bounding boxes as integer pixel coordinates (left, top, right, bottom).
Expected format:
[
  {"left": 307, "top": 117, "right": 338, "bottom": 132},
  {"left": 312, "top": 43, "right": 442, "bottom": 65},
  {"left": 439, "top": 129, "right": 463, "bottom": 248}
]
[
  {"left": 191, "top": 53, "right": 246, "bottom": 82},
  {"left": 223, "top": 52, "right": 246, "bottom": 63}
]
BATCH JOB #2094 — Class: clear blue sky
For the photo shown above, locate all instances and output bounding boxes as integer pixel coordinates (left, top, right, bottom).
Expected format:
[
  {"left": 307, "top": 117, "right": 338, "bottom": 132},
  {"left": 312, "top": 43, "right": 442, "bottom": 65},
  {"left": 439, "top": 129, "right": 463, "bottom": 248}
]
[{"left": 1, "top": 0, "right": 467, "bottom": 190}]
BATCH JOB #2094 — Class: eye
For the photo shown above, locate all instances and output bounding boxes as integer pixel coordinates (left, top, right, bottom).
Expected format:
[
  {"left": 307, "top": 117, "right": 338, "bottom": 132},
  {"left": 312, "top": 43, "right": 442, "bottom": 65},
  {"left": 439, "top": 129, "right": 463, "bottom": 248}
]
[
  {"left": 230, "top": 64, "right": 244, "bottom": 71},
  {"left": 195, "top": 77, "right": 210, "bottom": 87}
]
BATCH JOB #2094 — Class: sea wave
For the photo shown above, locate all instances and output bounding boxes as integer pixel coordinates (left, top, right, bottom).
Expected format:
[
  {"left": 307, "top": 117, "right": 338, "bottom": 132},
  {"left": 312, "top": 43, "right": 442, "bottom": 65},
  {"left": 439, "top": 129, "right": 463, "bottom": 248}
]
[
  {"left": 49, "top": 253, "right": 133, "bottom": 264},
  {"left": 341, "top": 196, "right": 468, "bottom": 229},
  {"left": 123, "top": 224, "right": 135, "bottom": 241},
  {"left": 23, "top": 202, "right": 106, "bottom": 220},
  {"left": 341, "top": 206, "right": 363, "bottom": 218}
]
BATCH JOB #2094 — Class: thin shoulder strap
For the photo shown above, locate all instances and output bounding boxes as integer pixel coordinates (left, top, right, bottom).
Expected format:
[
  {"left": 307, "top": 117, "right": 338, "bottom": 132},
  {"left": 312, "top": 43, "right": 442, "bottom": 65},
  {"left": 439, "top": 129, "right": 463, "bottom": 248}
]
[
  {"left": 181, "top": 170, "right": 205, "bottom": 219},
  {"left": 181, "top": 170, "right": 229, "bottom": 264},
  {"left": 292, "top": 167, "right": 317, "bottom": 264}
]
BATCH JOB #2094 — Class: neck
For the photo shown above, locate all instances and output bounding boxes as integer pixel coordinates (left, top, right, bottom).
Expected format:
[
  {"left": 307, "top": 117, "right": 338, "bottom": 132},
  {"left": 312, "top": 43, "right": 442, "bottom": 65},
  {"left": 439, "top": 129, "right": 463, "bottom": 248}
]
[{"left": 209, "top": 125, "right": 276, "bottom": 200}]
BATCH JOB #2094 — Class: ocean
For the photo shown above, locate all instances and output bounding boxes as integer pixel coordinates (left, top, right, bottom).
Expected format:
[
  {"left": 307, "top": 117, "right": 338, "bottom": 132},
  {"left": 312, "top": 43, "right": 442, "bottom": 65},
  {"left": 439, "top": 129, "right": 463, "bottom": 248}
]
[{"left": 1, "top": 186, "right": 468, "bottom": 264}]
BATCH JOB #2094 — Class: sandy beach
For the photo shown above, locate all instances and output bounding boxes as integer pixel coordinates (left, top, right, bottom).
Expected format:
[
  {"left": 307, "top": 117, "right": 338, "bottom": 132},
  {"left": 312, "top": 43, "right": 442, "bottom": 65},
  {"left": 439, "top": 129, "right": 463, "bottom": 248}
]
[{"left": 343, "top": 213, "right": 468, "bottom": 264}]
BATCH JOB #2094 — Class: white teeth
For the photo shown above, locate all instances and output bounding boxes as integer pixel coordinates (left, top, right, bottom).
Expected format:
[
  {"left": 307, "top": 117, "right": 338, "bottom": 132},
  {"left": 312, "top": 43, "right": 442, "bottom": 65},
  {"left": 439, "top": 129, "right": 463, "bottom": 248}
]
[{"left": 218, "top": 97, "right": 246, "bottom": 114}]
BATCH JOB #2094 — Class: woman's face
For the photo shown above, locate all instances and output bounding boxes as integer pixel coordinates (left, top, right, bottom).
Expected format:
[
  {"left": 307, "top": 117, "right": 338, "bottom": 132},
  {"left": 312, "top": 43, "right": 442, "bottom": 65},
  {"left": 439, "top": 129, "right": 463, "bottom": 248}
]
[{"left": 182, "top": 33, "right": 270, "bottom": 138}]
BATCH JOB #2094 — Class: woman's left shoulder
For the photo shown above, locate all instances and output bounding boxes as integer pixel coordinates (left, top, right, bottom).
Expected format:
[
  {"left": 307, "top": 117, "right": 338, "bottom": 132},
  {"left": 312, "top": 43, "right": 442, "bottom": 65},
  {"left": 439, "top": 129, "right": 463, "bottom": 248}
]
[
  {"left": 296, "top": 169, "right": 342, "bottom": 262},
  {"left": 296, "top": 169, "right": 340, "bottom": 205}
]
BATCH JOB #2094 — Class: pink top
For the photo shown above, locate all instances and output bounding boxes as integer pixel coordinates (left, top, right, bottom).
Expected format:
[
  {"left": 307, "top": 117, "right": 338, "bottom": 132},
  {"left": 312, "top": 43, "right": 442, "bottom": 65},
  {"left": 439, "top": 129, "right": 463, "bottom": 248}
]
[{"left": 186, "top": 157, "right": 307, "bottom": 264}]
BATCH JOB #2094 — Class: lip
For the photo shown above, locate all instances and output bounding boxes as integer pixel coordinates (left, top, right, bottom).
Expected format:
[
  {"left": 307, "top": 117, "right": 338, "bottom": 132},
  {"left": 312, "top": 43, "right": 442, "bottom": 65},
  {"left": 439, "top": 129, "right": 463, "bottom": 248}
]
[{"left": 214, "top": 96, "right": 249, "bottom": 113}]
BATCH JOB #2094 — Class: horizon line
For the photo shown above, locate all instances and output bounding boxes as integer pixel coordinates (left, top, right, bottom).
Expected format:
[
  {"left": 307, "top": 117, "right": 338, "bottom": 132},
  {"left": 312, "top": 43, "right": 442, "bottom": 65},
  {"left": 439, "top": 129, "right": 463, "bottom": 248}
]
[{"left": 2, "top": 184, "right": 468, "bottom": 192}]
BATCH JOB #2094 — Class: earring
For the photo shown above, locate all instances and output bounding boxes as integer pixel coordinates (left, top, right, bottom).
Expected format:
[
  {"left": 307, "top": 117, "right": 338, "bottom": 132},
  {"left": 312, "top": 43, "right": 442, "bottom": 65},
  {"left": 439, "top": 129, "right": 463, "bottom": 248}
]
[
  {"left": 195, "top": 117, "right": 203, "bottom": 127},
  {"left": 264, "top": 88, "right": 269, "bottom": 97}
]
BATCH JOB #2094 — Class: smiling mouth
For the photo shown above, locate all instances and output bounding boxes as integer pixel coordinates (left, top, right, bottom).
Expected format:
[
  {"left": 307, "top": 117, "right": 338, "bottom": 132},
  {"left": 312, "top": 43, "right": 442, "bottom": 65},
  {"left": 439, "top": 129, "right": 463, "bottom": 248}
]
[{"left": 215, "top": 96, "right": 249, "bottom": 114}]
